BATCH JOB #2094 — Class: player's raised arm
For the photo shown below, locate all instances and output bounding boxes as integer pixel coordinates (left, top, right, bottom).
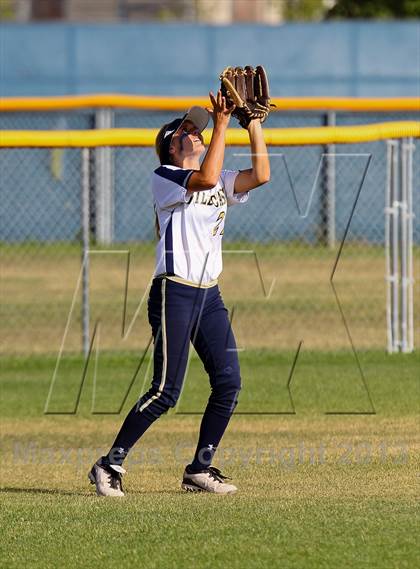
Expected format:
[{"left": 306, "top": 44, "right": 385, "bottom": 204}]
[
  {"left": 218, "top": 65, "right": 272, "bottom": 193},
  {"left": 186, "top": 90, "right": 235, "bottom": 191},
  {"left": 233, "top": 119, "right": 270, "bottom": 194}
]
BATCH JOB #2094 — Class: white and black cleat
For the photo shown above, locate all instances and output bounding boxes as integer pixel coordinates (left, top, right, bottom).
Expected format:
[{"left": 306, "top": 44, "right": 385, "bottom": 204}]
[
  {"left": 88, "top": 460, "right": 126, "bottom": 497},
  {"left": 181, "top": 466, "right": 237, "bottom": 495}
]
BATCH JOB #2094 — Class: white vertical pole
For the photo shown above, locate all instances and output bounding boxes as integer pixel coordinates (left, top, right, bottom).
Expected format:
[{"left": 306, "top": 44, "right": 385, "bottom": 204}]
[
  {"left": 81, "top": 147, "right": 90, "bottom": 359},
  {"left": 406, "top": 138, "right": 415, "bottom": 352},
  {"left": 391, "top": 140, "right": 400, "bottom": 352},
  {"left": 95, "top": 107, "right": 114, "bottom": 244},
  {"left": 385, "top": 140, "right": 394, "bottom": 353},
  {"left": 400, "top": 139, "right": 408, "bottom": 352}
]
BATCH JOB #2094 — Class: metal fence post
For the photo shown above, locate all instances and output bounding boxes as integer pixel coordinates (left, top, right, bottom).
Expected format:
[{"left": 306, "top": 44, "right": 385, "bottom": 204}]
[
  {"left": 401, "top": 138, "right": 415, "bottom": 352},
  {"left": 81, "top": 147, "right": 90, "bottom": 359},
  {"left": 95, "top": 107, "right": 114, "bottom": 244},
  {"left": 320, "top": 111, "right": 336, "bottom": 248},
  {"left": 391, "top": 140, "right": 400, "bottom": 352},
  {"left": 400, "top": 138, "right": 409, "bottom": 352},
  {"left": 406, "top": 138, "right": 415, "bottom": 352},
  {"left": 385, "top": 140, "right": 401, "bottom": 353},
  {"left": 385, "top": 140, "right": 394, "bottom": 353}
]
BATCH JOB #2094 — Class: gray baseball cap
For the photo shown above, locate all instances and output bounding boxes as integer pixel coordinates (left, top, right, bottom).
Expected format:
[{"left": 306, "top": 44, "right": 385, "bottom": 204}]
[
  {"left": 156, "top": 106, "right": 210, "bottom": 165},
  {"left": 181, "top": 106, "right": 210, "bottom": 133}
]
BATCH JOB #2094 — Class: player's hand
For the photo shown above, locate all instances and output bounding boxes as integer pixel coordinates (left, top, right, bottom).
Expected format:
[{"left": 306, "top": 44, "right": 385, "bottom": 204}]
[{"left": 207, "top": 90, "right": 235, "bottom": 128}]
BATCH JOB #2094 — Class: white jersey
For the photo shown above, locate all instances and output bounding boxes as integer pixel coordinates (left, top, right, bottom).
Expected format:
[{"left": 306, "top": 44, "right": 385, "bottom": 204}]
[{"left": 152, "top": 165, "right": 249, "bottom": 286}]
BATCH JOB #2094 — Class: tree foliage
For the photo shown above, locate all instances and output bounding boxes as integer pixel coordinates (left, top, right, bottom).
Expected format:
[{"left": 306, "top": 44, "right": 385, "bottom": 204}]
[
  {"left": 326, "top": 0, "right": 420, "bottom": 19},
  {"left": 281, "top": 0, "right": 327, "bottom": 21},
  {"left": 0, "top": 0, "right": 14, "bottom": 20}
]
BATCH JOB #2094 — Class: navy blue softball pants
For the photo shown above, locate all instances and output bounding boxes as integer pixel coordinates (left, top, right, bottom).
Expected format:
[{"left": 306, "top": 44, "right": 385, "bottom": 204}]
[{"left": 106, "top": 276, "right": 241, "bottom": 470}]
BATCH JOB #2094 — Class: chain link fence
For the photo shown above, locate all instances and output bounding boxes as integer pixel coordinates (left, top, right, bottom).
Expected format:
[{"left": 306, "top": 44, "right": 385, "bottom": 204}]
[{"left": 1, "top": 111, "right": 419, "bottom": 356}]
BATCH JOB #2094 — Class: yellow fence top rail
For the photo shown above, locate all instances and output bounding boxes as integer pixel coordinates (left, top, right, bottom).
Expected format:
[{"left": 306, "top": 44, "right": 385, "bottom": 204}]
[
  {"left": 0, "top": 122, "right": 419, "bottom": 148},
  {"left": 0, "top": 94, "right": 419, "bottom": 113}
]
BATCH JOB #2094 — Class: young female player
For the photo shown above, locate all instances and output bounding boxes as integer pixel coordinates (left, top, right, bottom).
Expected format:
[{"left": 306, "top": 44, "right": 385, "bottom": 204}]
[{"left": 89, "top": 90, "right": 270, "bottom": 496}]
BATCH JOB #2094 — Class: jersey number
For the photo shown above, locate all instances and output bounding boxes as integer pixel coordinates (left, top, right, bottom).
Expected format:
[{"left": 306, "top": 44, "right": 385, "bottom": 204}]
[{"left": 212, "top": 211, "right": 225, "bottom": 236}]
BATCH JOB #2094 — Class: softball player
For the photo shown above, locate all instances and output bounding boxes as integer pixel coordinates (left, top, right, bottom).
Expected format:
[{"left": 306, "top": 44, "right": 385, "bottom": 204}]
[{"left": 89, "top": 90, "right": 270, "bottom": 496}]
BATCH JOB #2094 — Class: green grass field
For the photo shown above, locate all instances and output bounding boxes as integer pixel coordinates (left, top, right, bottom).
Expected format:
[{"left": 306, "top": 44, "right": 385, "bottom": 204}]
[
  {"left": 1, "top": 242, "right": 419, "bottom": 566},
  {"left": 1, "top": 350, "right": 419, "bottom": 568}
]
